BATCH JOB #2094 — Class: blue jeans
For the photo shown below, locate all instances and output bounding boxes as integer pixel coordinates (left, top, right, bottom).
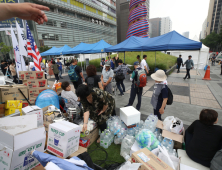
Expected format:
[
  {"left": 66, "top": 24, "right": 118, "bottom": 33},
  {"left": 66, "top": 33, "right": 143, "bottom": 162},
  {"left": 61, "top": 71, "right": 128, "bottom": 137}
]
[
  {"left": 127, "top": 84, "right": 143, "bottom": 110},
  {"left": 116, "top": 80, "right": 125, "bottom": 95},
  {"left": 59, "top": 69, "right": 62, "bottom": 77}
]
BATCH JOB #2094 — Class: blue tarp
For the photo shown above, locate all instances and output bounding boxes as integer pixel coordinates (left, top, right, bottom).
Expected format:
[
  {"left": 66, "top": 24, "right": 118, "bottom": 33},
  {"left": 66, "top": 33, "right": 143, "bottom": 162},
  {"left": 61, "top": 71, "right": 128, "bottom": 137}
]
[
  {"left": 105, "top": 31, "right": 202, "bottom": 52},
  {"left": 40, "top": 46, "right": 59, "bottom": 56},
  {"left": 54, "top": 45, "right": 72, "bottom": 55}
]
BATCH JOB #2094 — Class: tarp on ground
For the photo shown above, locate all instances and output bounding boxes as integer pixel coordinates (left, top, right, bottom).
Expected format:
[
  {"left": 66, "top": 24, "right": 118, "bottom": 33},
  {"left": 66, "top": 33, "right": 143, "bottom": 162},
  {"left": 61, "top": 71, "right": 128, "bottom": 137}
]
[
  {"left": 54, "top": 45, "right": 72, "bottom": 55},
  {"left": 105, "top": 31, "right": 202, "bottom": 52},
  {"left": 40, "top": 46, "right": 59, "bottom": 56}
]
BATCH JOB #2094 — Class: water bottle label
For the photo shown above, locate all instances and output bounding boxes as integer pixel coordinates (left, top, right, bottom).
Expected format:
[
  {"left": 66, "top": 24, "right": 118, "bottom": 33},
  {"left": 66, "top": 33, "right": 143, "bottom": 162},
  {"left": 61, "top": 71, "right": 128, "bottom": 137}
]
[{"left": 105, "top": 143, "right": 107, "bottom": 145}]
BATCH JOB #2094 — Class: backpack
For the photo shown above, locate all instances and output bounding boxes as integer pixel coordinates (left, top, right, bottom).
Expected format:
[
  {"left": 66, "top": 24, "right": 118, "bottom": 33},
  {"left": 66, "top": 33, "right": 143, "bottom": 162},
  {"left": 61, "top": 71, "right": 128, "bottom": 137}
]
[
  {"left": 135, "top": 69, "right": 147, "bottom": 87},
  {"left": 68, "top": 65, "right": 79, "bottom": 82},
  {"left": 167, "top": 87, "right": 173, "bottom": 105},
  {"left": 87, "top": 77, "right": 95, "bottom": 89},
  {"left": 210, "top": 149, "right": 222, "bottom": 170},
  {"left": 115, "top": 65, "right": 125, "bottom": 82}
]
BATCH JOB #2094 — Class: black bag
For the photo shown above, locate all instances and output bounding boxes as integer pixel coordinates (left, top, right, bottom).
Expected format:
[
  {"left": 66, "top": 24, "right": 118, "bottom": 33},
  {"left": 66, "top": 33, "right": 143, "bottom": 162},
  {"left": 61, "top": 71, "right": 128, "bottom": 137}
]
[
  {"left": 167, "top": 87, "right": 173, "bottom": 105},
  {"left": 87, "top": 77, "right": 95, "bottom": 89},
  {"left": 115, "top": 66, "right": 125, "bottom": 82}
]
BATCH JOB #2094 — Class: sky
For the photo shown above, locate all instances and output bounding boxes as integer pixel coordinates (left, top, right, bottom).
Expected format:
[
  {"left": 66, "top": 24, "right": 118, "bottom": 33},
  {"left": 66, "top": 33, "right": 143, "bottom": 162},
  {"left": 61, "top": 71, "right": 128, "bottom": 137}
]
[{"left": 150, "top": 0, "right": 210, "bottom": 39}]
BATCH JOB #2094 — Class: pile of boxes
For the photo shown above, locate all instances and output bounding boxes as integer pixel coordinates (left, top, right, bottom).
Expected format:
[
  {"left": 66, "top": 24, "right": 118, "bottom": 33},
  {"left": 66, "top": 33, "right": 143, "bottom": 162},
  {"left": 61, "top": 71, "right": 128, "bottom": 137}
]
[{"left": 5, "top": 100, "right": 23, "bottom": 116}]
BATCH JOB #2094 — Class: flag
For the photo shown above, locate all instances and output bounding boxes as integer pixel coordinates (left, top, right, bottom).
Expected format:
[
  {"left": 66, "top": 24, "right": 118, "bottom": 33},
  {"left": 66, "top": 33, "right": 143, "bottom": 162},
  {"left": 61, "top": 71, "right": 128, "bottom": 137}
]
[
  {"left": 11, "top": 26, "right": 22, "bottom": 78},
  {"left": 26, "top": 21, "right": 42, "bottom": 71},
  {"left": 16, "top": 21, "right": 27, "bottom": 57},
  {"left": 5, "top": 30, "right": 11, "bottom": 36}
]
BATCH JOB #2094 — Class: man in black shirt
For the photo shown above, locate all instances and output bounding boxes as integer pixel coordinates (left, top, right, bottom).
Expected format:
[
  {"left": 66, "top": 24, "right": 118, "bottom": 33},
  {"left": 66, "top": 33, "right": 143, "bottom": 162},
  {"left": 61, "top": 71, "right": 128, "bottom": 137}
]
[
  {"left": 1, "top": 60, "right": 8, "bottom": 75},
  {"left": 212, "top": 54, "right": 216, "bottom": 66},
  {"left": 177, "top": 55, "right": 183, "bottom": 73},
  {"left": 70, "top": 59, "right": 85, "bottom": 90}
]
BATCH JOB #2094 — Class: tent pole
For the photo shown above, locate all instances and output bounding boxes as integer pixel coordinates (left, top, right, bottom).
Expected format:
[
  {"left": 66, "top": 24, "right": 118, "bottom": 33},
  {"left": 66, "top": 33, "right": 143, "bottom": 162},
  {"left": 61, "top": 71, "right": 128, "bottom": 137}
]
[
  {"left": 155, "top": 51, "right": 157, "bottom": 70},
  {"left": 124, "top": 51, "right": 125, "bottom": 63},
  {"left": 196, "top": 50, "right": 201, "bottom": 82}
]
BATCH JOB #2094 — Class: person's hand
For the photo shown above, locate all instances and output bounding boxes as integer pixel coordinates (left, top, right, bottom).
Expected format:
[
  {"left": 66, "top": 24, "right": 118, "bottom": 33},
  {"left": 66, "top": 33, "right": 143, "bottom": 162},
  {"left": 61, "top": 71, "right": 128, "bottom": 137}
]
[
  {"left": 9, "top": 3, "right": 49, "bottom": 24},
  {"left": 159, "top": 108, "right": 165, "bottom": 114},
  {"left": 82, "top": 78, "right": 85, "bottom": 82},
  {"left": 98, "top": 111, "right": 103, "bottom": 116},
  {"left": 82, "top": 123, "right": 87, "bottom": 132}
]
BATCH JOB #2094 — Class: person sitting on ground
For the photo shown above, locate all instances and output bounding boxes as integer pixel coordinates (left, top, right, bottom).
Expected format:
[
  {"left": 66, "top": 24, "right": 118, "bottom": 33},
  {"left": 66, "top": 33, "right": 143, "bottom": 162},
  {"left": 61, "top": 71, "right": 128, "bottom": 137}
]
[
  {"left": 61, "top": 81, "right": 80, "bottom": 109},
  {"left": 150, "top": 70, "right": 168, "bottom": 120},
  {"left": 85, "top": 65, "right": 103, "bottom": 90},
  {"left": 76, "top": 84, "right": 115, "bottom": 142},
  {"left": 101, "top": 61, "right": 114, "bottom": 94},
  {"left": 185, "top": 109, "right": 222, "bottom": 167}
]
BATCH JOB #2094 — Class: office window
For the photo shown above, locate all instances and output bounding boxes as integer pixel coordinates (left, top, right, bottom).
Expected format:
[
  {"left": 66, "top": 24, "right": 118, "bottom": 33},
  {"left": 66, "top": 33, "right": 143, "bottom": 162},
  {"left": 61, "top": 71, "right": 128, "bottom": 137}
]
[
  {"left": 74, "top": 24, "right": 79, "bottom": 30},
  {"left": 42, "top": 34, "right": 48, "bottom": 40},
  {"left": 61, "top": 22, "right": 67, "bottom": 28},
  {"left": 49, "top": 34, "right": 55, "bottom": 40},
  {"left": 46, "top": 20, "right": 54, "bottom": 26},
  {"left": 67, "top": 23, "right": 73, "bottom": 29}
]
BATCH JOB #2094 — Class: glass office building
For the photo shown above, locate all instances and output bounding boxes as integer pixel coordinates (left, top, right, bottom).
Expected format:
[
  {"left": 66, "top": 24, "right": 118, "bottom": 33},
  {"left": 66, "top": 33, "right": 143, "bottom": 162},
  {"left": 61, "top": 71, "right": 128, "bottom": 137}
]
[{"left": 29, "top": 0, "right": 117, "bottom": 47}]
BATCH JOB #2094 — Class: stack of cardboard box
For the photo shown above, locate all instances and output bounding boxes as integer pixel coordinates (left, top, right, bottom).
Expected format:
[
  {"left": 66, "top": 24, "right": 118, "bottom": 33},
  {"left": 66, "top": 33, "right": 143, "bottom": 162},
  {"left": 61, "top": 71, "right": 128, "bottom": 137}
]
[
  {"left": 5, "top": 100, "right": 23, "bottom": 116},
  {"left": 19, "top": 71, "right": 49, "bottom": 105}
]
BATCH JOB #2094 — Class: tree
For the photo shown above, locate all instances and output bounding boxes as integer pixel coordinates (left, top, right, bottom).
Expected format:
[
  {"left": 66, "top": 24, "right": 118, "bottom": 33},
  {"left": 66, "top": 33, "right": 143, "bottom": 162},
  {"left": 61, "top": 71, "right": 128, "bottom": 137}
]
[
  {"left": 0, "top": 42, "right": 13, "bottom": 59},
  {"left": 201, "top": 32, "right": 219, "bottom": 51},
  {"left": 39, "top": 45, "right": 50, "bottom": 53}
]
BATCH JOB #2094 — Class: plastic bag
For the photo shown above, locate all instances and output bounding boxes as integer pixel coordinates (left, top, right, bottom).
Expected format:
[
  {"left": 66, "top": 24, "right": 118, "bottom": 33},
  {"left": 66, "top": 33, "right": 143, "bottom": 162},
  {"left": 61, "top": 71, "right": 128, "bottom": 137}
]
[
  {"left": 170, "top": 117, "right": 183, "bottom": 134},
  {"left": 118, "top": 161, "right": 142, "bottom": 170},
  {"left": 163, "top": 116, "right": 175, "bottom": 131}
]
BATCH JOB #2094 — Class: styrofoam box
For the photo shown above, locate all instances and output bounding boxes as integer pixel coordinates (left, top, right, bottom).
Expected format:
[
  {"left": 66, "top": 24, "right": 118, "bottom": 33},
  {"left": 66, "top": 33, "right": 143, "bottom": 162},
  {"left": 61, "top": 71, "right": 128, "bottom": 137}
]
[{"left": 120, "top": 106, "right": 141, "bottom": 126}]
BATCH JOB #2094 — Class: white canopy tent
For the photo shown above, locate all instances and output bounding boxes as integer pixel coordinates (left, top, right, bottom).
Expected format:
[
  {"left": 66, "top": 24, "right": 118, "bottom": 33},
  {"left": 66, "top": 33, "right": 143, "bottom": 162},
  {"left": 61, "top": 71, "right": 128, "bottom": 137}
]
[{"left": 168, "top": 36, "right": 209, "bottom": 69}]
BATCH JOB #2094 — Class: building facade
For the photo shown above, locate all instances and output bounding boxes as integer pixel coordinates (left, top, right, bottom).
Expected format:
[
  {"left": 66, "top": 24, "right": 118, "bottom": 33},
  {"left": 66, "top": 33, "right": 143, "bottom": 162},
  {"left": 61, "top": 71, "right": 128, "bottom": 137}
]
[
  {"left": 160, "top": 17, "right": 172, "bottom": 35},
  {"left": 201, "top": 18, "right": 207, "bottom": 39},
  {"left": 206, "top": 0, "right": 222, "bottom": 35},
  {"left": 29, "top": 0, "right": 117, "bottom": 48},
  {"left": 117, "top": 0, "right": 150, "bottom": 43},
  {"left": 182, "top": 31, "right": 189, "bottom": 39},
  {"left": 149, "top": 18, "right": 161, "bottom": 38}
]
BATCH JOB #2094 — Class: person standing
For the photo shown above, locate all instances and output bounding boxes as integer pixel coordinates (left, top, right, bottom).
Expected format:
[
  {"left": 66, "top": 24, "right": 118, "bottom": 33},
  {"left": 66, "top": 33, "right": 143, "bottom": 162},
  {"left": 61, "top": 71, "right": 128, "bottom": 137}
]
[
  {"left": 150, "top": 70, "right": 168, "bottom": 120},
  {"left": 114, "top": 59, "right": 131, "bottom": 96},
  {"left": 115, "top": 54, "right": 119, "bottom": 68},
  {"left": 140, "top": 55, "right": 150, "bottom": 74},
  {"left": 56, "top": 58, "right": 63, "bottom": 79},
  {"left": 85, "top": 65, "right": 103, "bottom": 90},
  {"left": 100, "top": 58, "right": 105, "bottom": 72},
  {"left": 137, "top": 55, "right": 141, "bottom": 64},
  {"left": 9, "top": 61, "right": 17, "bottom": 83},
  {"left": 177, "top": 55, "right": 183, "bottom": 73},
  {"left": 48, "top": 60, "right": 53, "bottom": 78},
  {"left": 111, "top": 57, "right": 115, "bottom": 70},
  {"left": 101, "top": 61, "right": 114, "bottom": 94},
  {"left": 51, "top": 60, "right": 59, "bottom": 82},
  {"left": 1, "top": 60, "right": 7, "bottom": 76},
  {"left": 69, "top": 59, "right": 85, "bottom": 90},
  {"left": 212, "top": 54, "right": 216, "bottom": 66},
  {"left": 183, "top": 55, "right": 194, "bottom": 80},
  {"left": 125, "top": 62, "right": 144, "bottom": 111},
  {"left": 220, "top": 60, "right": 222, "bottom": 75}
]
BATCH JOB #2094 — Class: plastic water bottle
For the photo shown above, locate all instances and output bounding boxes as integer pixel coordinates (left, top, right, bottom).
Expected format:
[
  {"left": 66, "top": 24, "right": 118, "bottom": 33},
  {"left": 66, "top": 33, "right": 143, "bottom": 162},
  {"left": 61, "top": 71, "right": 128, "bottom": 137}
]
[
  {"left": 173, "top": 149, "right": 177, "bottom": 157},
  {"left": 161, "top": 138, "right": 167, "bottom": 148},
  {"left": 103, "top": 134, "right": 109, "bottom": 149},
  {"left": 157, "top": 134, "right": 163, "bottom": 143},
  {"left": 100, "top": 132, "right": 105, "bottom": 147}
]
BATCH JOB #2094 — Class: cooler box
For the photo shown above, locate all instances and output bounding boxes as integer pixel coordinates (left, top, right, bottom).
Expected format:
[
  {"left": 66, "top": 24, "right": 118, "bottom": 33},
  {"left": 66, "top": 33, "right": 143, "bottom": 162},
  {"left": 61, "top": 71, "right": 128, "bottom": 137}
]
[{"left": 120, "top": 106, "right": 141, "bottom": 126}]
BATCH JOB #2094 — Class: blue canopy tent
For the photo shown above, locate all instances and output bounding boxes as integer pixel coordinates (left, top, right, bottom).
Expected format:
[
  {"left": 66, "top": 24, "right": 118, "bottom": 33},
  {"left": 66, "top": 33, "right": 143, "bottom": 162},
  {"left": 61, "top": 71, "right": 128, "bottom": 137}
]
[
  {"left": 63, "top": 42, "right": 89, "bottom": 55},
  {"left": 54, "top": 45, "right": 72, "bottom": 55},
  {"left": 84, "top": 40, "right": 112, "bottom": 53},
  {"left": 40, "top": 46, "right": 59, "bottom": 56}
]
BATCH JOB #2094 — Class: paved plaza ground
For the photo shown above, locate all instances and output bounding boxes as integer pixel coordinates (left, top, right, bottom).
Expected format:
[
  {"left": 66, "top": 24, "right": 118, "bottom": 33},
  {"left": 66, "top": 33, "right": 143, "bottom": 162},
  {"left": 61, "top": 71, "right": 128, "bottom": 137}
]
[{"left": 48, "top": 63, "right": 222, "bottom": 126}]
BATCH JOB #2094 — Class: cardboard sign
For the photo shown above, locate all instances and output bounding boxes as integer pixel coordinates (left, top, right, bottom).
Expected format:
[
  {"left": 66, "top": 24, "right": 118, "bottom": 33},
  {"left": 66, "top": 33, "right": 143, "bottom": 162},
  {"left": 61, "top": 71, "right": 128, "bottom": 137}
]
[
  {"left": 28, "top": 88, "right": 49, "bottom": 99},
  {"left": 19, "top": 71, "right": 45, "bottom": 80},
  {"left": 47, "top": 121, "right": 81, "bottom": 158},
  {"left": 0, "top": 115, "right": 45, "bottom": 170},
  {"left": 131, "top": 148, "right": 174, "bottom": 170},
  {"left": 22, "top": 106, "right": 43, "bottom": 127},
  {"left": 23, "top": 79, "right": 48, "bottom": 88}
]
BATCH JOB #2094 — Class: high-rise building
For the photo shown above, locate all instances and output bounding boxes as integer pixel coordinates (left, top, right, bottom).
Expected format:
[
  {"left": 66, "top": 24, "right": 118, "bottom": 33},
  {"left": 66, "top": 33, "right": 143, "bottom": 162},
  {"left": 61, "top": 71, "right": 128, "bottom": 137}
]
[
  {"left": 27, "top": 0, "right": 117, "bottom": 48},
  {"left": 206, "top": 0, "right": 222, "bottom": 36},
  {"left": 201, "top": 18, "right": 207, "bottom": 39},
  {"left": 149, "top": 18, "right": 161, "bottom": 38},
  {"left": 117, "top": 0, "right": 150, "bottom": 43},
  {"left": 160, "top": 17, "right": 172, "bottom": 35},
  {"left": 183, "top": 31, "right": 189, "bottom": 39}
]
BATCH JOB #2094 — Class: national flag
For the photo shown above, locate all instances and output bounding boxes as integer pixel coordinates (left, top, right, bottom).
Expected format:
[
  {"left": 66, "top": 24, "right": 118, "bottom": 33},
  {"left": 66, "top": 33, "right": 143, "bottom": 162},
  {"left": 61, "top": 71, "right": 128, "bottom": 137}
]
[
  {"left": 26, "top": 21, "right": 42, "bottom": 71},
  {"left": 16, "top": 21, "right": 27, "bottom": 57},
  {"left": 5, "top": 30, "right": 11, "bottom": 36}
]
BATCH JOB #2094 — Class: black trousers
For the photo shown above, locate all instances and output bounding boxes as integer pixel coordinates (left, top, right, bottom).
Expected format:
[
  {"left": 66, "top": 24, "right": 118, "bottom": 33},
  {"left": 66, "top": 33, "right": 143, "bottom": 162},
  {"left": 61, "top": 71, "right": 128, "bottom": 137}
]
[
  {"left": 13, "top": 75, "right": 17, "bottom": 83},
  {"left": 127, "top": 84, "right": 143, "bottom": 110},
  {"left": 185, "top": 69, "right": 191, "bottom": 78},
  {"left": 221, "top": 67, "right": 222, "bottom": 75},
  {"left": 98, "top": 121, "right": 107, "bottom": 132},
  {"left": 73, "top": 79, "right": 82, "bottom": 90},
  {"left": 54, "top": 74, "right": 59, "bottom": 81},
  {"left": 116, "top": 80, "right": 125, "bottom": 95},
  {"left": 154, "top": 108, "right": 162, "bottom": 120},
  {"left": 185, "top": 130, "right": 210, "bottom": 167},
  {"left": 177, "top": 64, "right": 181, "bottom": 72}
]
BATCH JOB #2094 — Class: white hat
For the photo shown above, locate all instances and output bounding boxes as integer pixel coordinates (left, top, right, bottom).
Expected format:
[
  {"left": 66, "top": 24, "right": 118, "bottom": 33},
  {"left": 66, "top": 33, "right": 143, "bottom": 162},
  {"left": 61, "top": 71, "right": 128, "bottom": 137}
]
[{"left": 151, "top": 70, "right": 167, "bottom": 81}]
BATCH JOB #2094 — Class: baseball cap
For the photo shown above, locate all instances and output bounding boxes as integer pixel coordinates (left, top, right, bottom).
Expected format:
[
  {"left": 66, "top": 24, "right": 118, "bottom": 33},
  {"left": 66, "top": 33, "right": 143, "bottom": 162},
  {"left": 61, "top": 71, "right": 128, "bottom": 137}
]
[
  {"left": 105, "top": 61, "right": 111, "bottom": 66},
  {"left": 133, "top": 61, "right": 139, "bottom": 66}
]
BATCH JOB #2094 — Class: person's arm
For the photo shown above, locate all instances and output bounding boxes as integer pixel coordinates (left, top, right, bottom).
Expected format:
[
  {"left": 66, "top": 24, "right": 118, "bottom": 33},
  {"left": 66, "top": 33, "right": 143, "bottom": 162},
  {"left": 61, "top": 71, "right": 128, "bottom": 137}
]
[
  {"left": 98, "top": 82, "right": 103, "bottom": 90},
  {"left": 130, "top": 71, "right": 136, "bottom": 81},
  {"left": 97, "top": 90, "right": 109, "bottom": 115},
  {"left": 101, "top": 74, "right": 105, "bottom": 86},
  {"left": 80, "top": 72, "right": 85, "bottom": 82},
  {"left": 0, "top": 3, "right": 49, "bottom": 24},
  {"left": 82, "top": 111, "right": 89, "bottom": 132},
  {"left": 144, "top": 66, "right": 149, "bottom": 74},
  {"left": 98, "top": 105, "right": 108, "bottom": 115},
  {"left": 104, "top": 77, "right": 112, "bottom": 86},
  {"left": 191, "top": 60, "right": 194, "bottom": 69},
  {"left": 159, "top": 98, "right": 168, "bottom": 114},
  {"left": 114, "top": 65, "right": 120, "bottom": 72},
  {"left": 159, "top": 86, "right": 168, "bottom": 114}
]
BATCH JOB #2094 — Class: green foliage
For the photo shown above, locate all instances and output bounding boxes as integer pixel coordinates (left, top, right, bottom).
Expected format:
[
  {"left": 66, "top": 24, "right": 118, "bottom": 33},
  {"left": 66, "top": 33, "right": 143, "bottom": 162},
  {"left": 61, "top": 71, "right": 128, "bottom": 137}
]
[
  {"left": 0, "top": 42, "right": 13, "bottom": 57},
  {"left": 39, "top": 45, "right": 51, "bottom": 53},
  {"left": 201, "top": 32, "right": 219, "bottom": 50}
]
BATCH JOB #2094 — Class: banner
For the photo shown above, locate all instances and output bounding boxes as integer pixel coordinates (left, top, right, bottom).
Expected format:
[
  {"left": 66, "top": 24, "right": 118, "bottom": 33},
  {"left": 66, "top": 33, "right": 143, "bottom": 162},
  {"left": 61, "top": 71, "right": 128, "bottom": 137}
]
[
  {"left": 0, "top": 0, "right": 24, "bottom": 31},
  {"left": 16, "top": 21, "right": 27, "bottom": 57}
]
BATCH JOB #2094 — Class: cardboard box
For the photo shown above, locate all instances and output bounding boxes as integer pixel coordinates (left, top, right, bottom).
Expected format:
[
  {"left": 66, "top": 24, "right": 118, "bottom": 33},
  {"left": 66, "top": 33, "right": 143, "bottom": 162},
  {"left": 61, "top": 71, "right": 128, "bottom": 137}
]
[
  {"left": 0, "top": 114, "right": 4, "bottom": 118},
  {"left": 5, "top": 100, "right": 23, "bottom": 109},
  {"left": 22, "top": 106, "right": 43, "bottom": 127},
  {"left": 42, "top": 105, "right": 61, "bottom": 123},
  {"left": 156, "top": 120, "right": 184, "bottom": 149},
  {"left": 19, "top": 71, "right": 45, "bottom": 80},
  {"left": 131, "top": 148, "right": 174, "bottom": 170},
  {"left": 22, "top": 98, "right": 36, "bottom": 108},
  {"left": 28, "top": 87, "right": 49, "bottom": 99},
  {"left": 120, "top": 106, "right": 141, "bottom": 126},
  {"left": 68, "top": 146, "right": 87, "bottom": 158},
  {"left": 0, "top": 86, "right": 28, "bottom": 103},
  {"left": 81, "top": 127, "right": 99, "bottom": 148},
  {"left": 47, "top": 121, "right": 81, "bottom": 158},
  {"left": 0, "top": 104, "right": 5, "bottom": 113},
  {"left": 0, "top": 115, "right": 46, "bottom": 170},
  {"left": 23, "top": 79, "right": 48, "bottom": 88},
  {"left": 5, "top": 108, "right": 22, "bottom": 116}
]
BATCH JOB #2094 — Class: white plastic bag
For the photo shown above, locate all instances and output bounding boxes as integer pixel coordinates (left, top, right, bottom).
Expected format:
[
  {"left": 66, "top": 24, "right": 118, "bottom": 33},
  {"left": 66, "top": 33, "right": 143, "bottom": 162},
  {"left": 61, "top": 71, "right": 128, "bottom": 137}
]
[
  {"left": 163, "top": 116, "right": 175, "bottom": 131},
  {"left": 119, "top": 161, "right": 142, "bottom": 170},
  {"left": 170, "top": 117, "right": 184, "bottom": 134}
]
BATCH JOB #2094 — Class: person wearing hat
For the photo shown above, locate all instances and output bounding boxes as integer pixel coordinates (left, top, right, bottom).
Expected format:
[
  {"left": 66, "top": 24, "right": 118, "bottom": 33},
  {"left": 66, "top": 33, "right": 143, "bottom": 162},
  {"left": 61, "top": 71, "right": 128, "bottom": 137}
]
[
  {"left": 125, "top": 61, "right": 143, "bottom": 110},
  {"left": 151, "top": 70, "right": 168, "bottom": 120},
  {"left": 183, "top": 55, "right": 194, "bottom": 79},
  {"left": 101, "top": 61, "right": 114, "bottom": 94}
]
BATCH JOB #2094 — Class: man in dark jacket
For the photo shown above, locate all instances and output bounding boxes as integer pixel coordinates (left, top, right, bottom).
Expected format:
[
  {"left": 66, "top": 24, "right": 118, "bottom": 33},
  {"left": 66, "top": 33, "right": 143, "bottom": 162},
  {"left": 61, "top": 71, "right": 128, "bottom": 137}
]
[{"left": 177, "top": 55, "right": 183, "bottom": 73}]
